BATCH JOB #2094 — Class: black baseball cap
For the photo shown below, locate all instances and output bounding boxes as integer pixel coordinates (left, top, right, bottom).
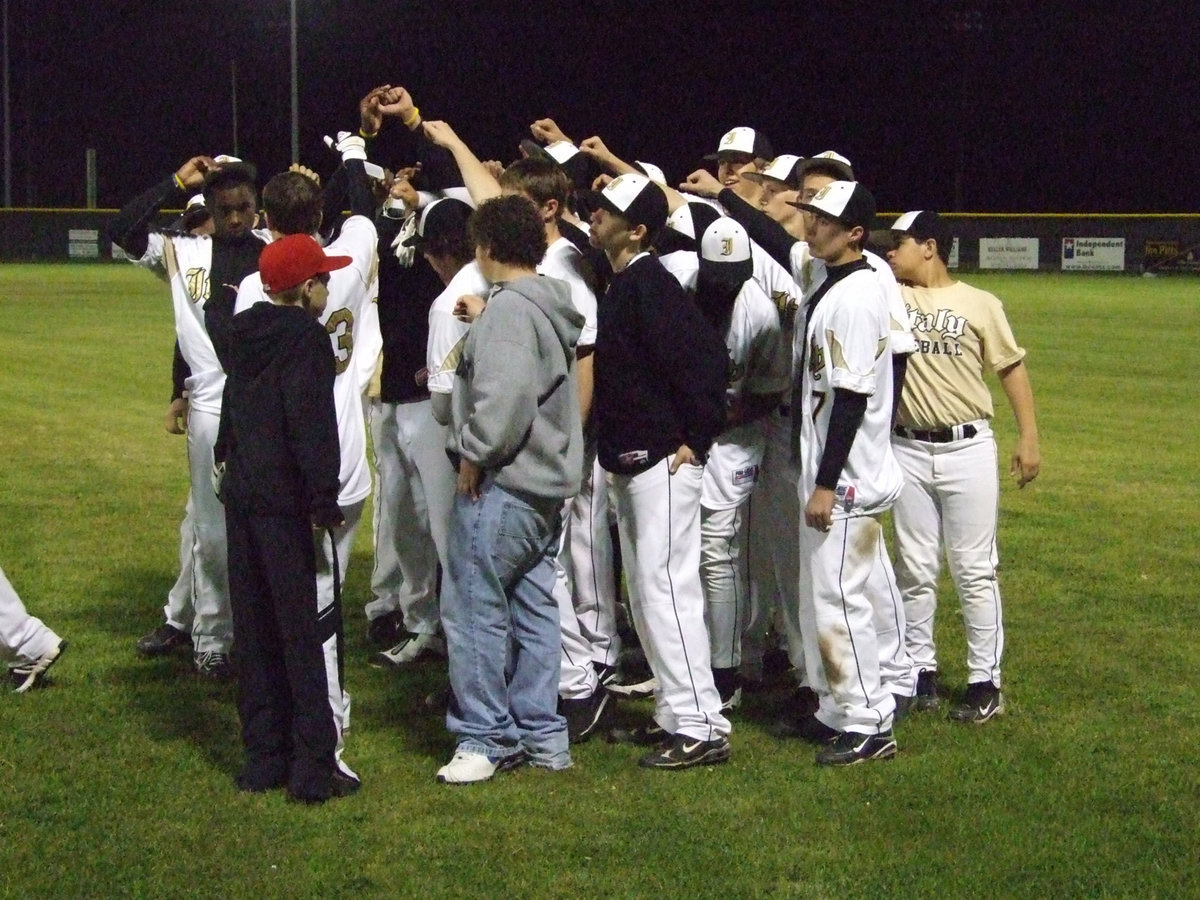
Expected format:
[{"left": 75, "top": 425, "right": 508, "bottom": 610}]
[
  {"left": 797, "top": 151, "right": 855, "bottom": 182},
  {"left": 579, "top": 173, "right": 668, "bottom": 236},
  {"left": 890, "top": 210, "right": 952, "bottom": 250},
  {"left": 704, "top": 127, "right": 774, "bottom": 162},
  {"left": 791, "top": 181, "right": 876, "bottom": 232},
  {"left": 402, "top": 197, "right": 474, "bottom": 248}
]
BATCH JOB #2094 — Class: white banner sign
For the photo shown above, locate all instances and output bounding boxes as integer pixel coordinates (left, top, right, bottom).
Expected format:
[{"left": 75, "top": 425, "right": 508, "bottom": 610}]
[
  {"left": 979, "top": 238, "right": 1039, "bottom": 270},
  {"left": 1062, "top": 237, "right": 1125, "bottom": 271},
  {"left": 948, "top": 236, "right": 960, "bottom": 269}
]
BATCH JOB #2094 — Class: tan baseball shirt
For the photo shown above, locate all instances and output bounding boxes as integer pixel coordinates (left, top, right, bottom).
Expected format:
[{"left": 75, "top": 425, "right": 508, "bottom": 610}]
[{"left": 897, "top": 281, "right": 1025, "bottom": 429}]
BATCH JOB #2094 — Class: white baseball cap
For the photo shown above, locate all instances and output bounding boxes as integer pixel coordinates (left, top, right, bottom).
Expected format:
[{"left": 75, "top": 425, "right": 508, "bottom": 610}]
[
  {"left": 704, "top": 127, "right": 773, "bottom": 161},
  {"left": 699, "top": 218, "right": 753, "bottom": 289},
  {"left": 798, "top": 151, "right": 855, "bottom": 182},
  {"left": 790, "top": 180, "right": 876, "bottom": 231},
  {"left": 742, "top": 154, "right": 805, "bottom": 189},
  {"left": 581, "top": 173, "right": 668, "bottom": 234},
  {"left": 633, "top": 160, "right": 667, "bottom": 186}
]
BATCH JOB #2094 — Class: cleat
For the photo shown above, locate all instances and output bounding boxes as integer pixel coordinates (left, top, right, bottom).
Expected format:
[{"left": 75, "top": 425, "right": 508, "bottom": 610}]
[
  {"left": 10, "top": 640, "right": 67, "bottom": 693},
  {"left": 815, "top": 729, "right": 897, "bottom": 766},
  {"left": 136, "top": 622, "right": 189, "bottom": 657},
  {"left": 371, "top": 633, "right": 446, "bottom": 669},
  {"left": 770, "top": 711, "right": 839, "bottom": 744},
  {"left": 949, "top": 680, "right": 1005, "bottom": 723},
  {"left": 560, "top": 690, "right": 611, "bottom": 744},
  {"left": 638, "top": 733, "right": 731, "bottom": 770},
  {"left": 914, "top": 668, "right": 941, "bottom": 712},
  {"left": 608, "top": 721, "right": 670, "bottom": 747},
  {"left": 193, "top": 650, "right": 235, "bottom": 680},
  {"left": 366, "top": 609, "right": 405, "bottom": 649}
]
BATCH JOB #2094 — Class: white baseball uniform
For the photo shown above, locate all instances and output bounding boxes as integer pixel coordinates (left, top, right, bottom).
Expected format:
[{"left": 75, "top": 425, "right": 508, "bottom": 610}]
[
  {"left": 700, "top": 276, "right": 789, "bottom": 672},
  {"left": 892, "top": 280, "right": 1025, "bottom": 688},
  {"left": 0, "top": 564, "right": 61, "bottom": 666},
  {"left": 538, "top": 237, "right": 621, "bottom": 700},
  {"left": 796, "top": 262, "right": 903, "bottom": 734},
  {"left": 133, "top": 231, "right": 265, "bottom": 653}
]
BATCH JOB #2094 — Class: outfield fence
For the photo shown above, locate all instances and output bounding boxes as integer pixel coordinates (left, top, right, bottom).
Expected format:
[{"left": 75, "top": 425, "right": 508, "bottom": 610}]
[{"left": 3, "top": 209, "right": 1200, "bottom": 273}]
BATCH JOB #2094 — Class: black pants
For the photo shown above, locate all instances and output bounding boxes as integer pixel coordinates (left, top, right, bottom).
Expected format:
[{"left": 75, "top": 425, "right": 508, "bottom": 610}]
[{"left": 225, "top": 506, "right": 338, "bottom": 800}]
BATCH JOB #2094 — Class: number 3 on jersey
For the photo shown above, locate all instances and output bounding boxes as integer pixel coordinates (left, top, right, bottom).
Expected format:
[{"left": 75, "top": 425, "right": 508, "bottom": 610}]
[{"left": 324, "top": 308, "right": 354, "bottom": 375}]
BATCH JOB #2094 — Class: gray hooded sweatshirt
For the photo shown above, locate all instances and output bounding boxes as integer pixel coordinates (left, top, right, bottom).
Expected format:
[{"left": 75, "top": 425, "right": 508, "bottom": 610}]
[{"left": 450, "top": 273, "right": 584, "bottom": 501}]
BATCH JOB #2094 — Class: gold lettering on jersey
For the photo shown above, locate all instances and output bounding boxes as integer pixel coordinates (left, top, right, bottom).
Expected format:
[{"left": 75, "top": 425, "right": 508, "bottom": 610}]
[
  {"left": 808, "top": 338, "right": 825, "bottom": 379},
  {"left": 324, "top": 308, "right": 355, "bottom": 376},
  {"left": 727, "top": 355, "right": 745, "bottom": 386},
  {"left": 185, "top": 267, "right": 211, "bottom": 303},
  {"left": 771, "top": 290, "right": 798, "bottom": 331}
]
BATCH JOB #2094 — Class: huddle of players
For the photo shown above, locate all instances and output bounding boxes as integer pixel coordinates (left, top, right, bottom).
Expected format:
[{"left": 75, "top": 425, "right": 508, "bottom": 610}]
[{"left": 111, "top": 84, "right": 1040, "bottom": 789}]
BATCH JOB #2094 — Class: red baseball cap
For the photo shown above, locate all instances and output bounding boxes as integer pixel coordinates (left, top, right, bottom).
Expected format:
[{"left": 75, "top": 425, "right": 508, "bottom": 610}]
[{"left": 259, "top": 234, "right": 352, "bottom": 293}]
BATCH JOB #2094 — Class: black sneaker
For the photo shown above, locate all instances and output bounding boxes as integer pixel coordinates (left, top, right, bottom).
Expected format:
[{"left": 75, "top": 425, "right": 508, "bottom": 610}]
[
  {"left": 136, "top": 622, "right": 189, "bottom": 657},
  {"left": 366, "top": 609, "right": 405, "bottom": 649},
  {"left": 712, "top": 667, "right": 742, "bottom": 711},
  {"left": 893, "top": 693, "right": 913, "bottom": 723},
  {"left": 770, "top": 711, "right": 839, "bottom": 744},
  {"left": 914, "top": 669, "right": 941, "bottom": 711},
  {"left": 949, "top": 680, "right": 1005, "bottom": 723},
  {"left": 815, "top": 729, "right": 897, "bottom": 766},
  {"left": 194, "top": 650, "right": 235, "bottom": 681},
  {"left": 638, "top": 733, "right": 731, "bottom": 770},
  {"left": 560, "top": 690, "right": 611, "bottom": 744},
  {"left": 595, "top": 662, "right": 620, "bottom": 688},
  {"left": 10, "top": 640, "right": 67, "bottom": 693},
  {"left": 608, "top": 721, "right": 670, "bottom": 747}
]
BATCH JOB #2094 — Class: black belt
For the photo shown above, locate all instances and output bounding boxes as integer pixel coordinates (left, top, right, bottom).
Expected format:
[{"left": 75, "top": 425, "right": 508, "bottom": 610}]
[{"left": 893, "top": 423, "right": 978, "bottom": 443}]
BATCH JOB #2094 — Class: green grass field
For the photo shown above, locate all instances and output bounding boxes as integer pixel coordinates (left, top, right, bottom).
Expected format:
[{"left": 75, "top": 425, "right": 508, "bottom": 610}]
[{"left": 0, "top": 265, "right": 1196, "bottom": 899}]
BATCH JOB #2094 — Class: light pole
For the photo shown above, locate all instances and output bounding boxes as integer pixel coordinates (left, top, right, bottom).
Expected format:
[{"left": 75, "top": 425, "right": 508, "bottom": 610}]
[
  {"left": 289, "top": 0, "right": 298, "bottom": 164},
  {"left": 3, "top": 0, "right": 11, "bottom": 207}
]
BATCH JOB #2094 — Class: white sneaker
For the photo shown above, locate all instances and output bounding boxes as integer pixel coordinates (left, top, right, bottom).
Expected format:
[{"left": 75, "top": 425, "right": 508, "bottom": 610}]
[
  {"left": 371, "top": 633, "right": 446, "bottom": 669},
  {"left": 436, "top": 750, "right": 523, "bottom": 784},
  {"left": 10, "top": 640, "right": 67, "bottom": 693}
]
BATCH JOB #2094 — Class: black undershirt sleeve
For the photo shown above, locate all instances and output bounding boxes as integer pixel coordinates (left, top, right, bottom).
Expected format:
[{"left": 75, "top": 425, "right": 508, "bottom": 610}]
[
  {"left": 717, "top": 187, "right": 798, "bottom": 271},
  {"left": 891, "top": 354, "right": 909, "bottom": 427},
  {"left": 171, "top": 341, "right": 191, "bottom": 402},
  {"left": 815, "top": 388, "right": 868, "bottom": 490},
  {"left": 110, "top": 176, "right": 182, "bottom": 258},
  {"left": 343, "top": 159, "right": 375, "bottom": 219}
]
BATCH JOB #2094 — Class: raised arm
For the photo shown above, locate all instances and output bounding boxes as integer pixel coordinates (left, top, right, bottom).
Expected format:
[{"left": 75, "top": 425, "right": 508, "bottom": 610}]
[
  {"left": 422, "top": 120, "right": 500, "bottom": 205},
  {"left": 110, "top": 156, "right": 215, "bottom": 258}
]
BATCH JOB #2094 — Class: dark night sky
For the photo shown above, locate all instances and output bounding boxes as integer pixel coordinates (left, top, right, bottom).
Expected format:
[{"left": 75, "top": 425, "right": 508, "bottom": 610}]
[{"left": 5, "top": 0, "right": 1199, "bottom": 212}]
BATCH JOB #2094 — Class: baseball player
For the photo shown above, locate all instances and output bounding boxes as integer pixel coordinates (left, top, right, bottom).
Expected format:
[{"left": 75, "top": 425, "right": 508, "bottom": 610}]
[
  {"left": 587, "top": 173, "right": 732, "bottom": 769},
  {"left": 111, "top": 154, "right": 266, "bottom": 679},
  {"left": 695, "top": 218, "right": 789, "bottom": 709},
  {"left": 886, "top": 210, "right": 1041, "bottom": 722},
  {"left": 793, "top": 181, "right": 904, "bottom": 766},
  {"left": 688, "top": 153, "right": 920, "bottom": 715},
  {"left": 1, "top": 565, "right": 67, "bottom": 693},
  {"left": 358, "top": 87, "right": 462, "bottom": 654}
]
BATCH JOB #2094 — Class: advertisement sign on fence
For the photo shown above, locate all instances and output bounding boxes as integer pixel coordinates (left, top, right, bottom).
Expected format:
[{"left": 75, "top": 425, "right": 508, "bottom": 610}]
[
  {"left": 948, "top": 237, "right": 960, "bottom": 269},
  {"left": 68, "top": 228, "right": 99, "bottom": 259},
  {"left": 1062, "top": 237, "right": 1125, "bottom": 271},
  {"left": 979, "top": 237, "right": 1039, "bottom": 270}
]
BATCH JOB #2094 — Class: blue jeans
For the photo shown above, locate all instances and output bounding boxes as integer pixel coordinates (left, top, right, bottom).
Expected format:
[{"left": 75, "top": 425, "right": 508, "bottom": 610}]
[{"left": 442, "top": 478, "right": 570, "bottom": 769}]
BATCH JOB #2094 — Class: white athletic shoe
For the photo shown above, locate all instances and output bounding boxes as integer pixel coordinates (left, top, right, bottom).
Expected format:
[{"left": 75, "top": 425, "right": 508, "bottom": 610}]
[
  {"left": 605, "top": 674, "right": 658, "bottom": 699},
  {"left": 436, "top": 750, "right": 523, "bottom": 784},
  {"left": 371, "top": 633, "right": 446, "bottom": 669},
  {"left": 10, "top": 640, "right": 68, "bottom": 693}
]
